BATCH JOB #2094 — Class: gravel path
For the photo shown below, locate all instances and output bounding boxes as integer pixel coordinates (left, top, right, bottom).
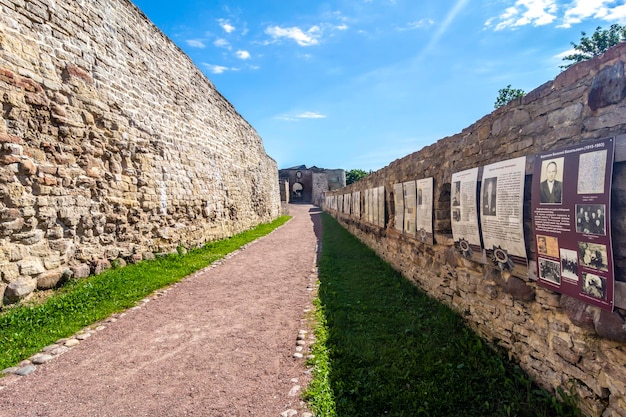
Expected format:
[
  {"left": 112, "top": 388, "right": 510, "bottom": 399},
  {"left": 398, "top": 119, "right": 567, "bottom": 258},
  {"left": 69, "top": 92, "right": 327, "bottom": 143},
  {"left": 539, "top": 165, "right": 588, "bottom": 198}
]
[{"left": 0, "top": 204, "right": 321, "bottom": 417}]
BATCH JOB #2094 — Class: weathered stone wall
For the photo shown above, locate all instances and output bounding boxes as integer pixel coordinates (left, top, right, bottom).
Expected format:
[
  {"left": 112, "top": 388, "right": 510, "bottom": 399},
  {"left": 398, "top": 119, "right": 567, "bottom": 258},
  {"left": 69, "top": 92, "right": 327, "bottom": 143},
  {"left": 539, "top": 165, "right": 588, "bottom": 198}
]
[
  {"left": 0, "top": 0, "right": 281, "bottom": 305},
  {"left": 324, "top": 43, "right": 626, "bottom": 417}
]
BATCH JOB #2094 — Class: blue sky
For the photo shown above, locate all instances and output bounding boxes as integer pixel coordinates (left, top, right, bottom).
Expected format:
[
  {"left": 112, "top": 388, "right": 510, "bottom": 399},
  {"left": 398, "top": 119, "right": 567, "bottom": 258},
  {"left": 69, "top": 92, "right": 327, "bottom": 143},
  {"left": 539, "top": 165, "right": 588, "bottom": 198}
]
[{"left": 131, "top": 0, "right": 626, "bottom": 172}]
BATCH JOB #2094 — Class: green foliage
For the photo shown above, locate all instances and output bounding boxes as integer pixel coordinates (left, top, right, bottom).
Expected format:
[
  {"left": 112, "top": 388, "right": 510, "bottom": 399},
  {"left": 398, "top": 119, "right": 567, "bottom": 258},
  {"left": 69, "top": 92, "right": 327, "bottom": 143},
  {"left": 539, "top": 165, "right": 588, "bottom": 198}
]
[
  {"left": 494, "top": 85, "right": 526, "bottom": 109},
  {"left": 346, "top": 169, "right": 369, "bottom": 185},
  {"left": 304, "top": 213, "right": 581, "bottom": 417},
  {"left": 0, "top": 216, "right": 290, "bottom": 371},
  {"left": 561, "top": 24, "right": 626, "bottom": 69}
]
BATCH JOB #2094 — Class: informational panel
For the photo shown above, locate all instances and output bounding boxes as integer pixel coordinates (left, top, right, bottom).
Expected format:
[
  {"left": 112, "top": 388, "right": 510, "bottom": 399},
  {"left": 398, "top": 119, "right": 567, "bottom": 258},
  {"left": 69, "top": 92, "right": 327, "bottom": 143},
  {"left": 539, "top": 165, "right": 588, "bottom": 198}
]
[
  {"left": 364, "top": 189, "right": 371, "bottom": 223},
  {"left": 451, "top": 168, "right": 482, "bottom": 259},
  {"left": 371, "top": 188, "right": 379, "bottom": 226},
  {"left": 480, "top": 156, "right": 528, "bottom": 269},
  {"left": 415, "top": 177, "right": 434, "bottom": 244},
  {"left": 352, "top": 191, "right": 361, "bottom": 219},
  {"left": 376, "top": 186, "right": 385, "bottom": 227},
  {"left": 403, "top": 181, "right": 417, "bottom": 237},
  {"left": 532, "top": 137, "right": 615, "bottom": 311},
  {"left": 343, "top": 193, "right": 351, "bottom": 215},
  {"left": 393, "top": 183, "right": 404, "bottom": 232}
]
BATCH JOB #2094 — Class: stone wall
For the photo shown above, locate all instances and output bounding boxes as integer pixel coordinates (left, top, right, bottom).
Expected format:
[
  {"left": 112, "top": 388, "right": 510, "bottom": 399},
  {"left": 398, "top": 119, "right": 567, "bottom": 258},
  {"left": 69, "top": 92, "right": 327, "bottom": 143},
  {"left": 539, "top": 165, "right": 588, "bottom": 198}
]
[
  {"left": 323, "top": 43, "right": 626, "bottom": 417},
  {"left": 0, "top": 0, "right": 281, "bottom": 305}
]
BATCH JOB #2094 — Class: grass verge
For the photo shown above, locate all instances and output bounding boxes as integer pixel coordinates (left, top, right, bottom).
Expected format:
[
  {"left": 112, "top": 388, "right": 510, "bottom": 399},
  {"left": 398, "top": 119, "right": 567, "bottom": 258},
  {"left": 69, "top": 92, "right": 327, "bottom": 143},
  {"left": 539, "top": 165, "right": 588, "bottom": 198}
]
[
  {"left": 304, "top": 213, "right": 581, "bottom": 417},
  {"left": 0, "top": 215, "right": 290, "bottom": 371}
]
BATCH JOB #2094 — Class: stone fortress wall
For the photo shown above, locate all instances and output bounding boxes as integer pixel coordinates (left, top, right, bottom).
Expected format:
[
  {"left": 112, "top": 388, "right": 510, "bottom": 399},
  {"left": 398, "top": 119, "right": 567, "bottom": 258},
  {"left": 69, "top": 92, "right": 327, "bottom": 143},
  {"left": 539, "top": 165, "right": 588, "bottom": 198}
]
[
  {"left": 324, "top": 43, "right": 626, "bottom": 417},
  {"left": 0, "top": 0, "right": 281, "bottom": 305}
]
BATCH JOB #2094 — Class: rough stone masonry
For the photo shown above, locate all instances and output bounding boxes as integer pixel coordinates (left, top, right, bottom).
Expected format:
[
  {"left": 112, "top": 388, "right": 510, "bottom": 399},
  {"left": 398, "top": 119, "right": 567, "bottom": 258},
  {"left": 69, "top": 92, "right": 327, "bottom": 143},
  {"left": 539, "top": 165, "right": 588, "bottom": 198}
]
[
  {"left": 325, "top": 43, "right": 626, "bottom": 417},
  {"left": 0, "top": 0, "right": 281, "bottom": 305}
]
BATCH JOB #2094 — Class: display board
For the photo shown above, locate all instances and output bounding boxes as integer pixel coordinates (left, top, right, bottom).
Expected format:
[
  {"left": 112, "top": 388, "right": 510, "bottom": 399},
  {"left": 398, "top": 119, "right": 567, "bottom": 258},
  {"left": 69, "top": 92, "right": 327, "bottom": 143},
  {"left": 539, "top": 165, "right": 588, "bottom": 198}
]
[
  {"left": 376, "top": 186, "right": 385, "bottom": 227},
  {"left": 403, "top": 180, "right": 417, "bottom": 237},
  {"left": 480, "top": 156, "right": 528, "bottom": 270},
  {"left": 343, "top": 193, "right": 351, "bottom": 215},
  {"left": 451, "top": 167, "right": 482, "bottom": 260},
  {"left": 352, "top": 191, "right": 361, "bottom": 219},
  {"left": 532, "top": 137, "right": 615, "bottom": 311},
  {"left": 415, "top": 177, "right": 434, "bottom": 244},
  {"left": 393, "top": 183, "right": 404, "bottom": 232}
]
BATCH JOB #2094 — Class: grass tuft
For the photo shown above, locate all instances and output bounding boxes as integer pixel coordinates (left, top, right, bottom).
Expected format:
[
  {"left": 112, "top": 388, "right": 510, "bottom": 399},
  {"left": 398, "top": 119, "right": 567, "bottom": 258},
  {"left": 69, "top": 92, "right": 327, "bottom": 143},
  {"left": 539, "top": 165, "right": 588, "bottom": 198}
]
[
  {"left": 304, "top": 213, "right": 581, "bottom": 417},
  {"left": 0, "top": 216, "right": 290, "bottom": 372}
]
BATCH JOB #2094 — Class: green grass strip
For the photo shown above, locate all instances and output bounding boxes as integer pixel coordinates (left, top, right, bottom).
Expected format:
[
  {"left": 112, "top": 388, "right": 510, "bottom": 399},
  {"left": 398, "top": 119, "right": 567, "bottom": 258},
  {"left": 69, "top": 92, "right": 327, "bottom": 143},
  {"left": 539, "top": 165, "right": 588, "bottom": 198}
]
[
  {"left": 304, "top": 213, "right": 581, "bottom": 417},
  {"left": 0, "top": 215, "right": 290, "bottom": 371}
]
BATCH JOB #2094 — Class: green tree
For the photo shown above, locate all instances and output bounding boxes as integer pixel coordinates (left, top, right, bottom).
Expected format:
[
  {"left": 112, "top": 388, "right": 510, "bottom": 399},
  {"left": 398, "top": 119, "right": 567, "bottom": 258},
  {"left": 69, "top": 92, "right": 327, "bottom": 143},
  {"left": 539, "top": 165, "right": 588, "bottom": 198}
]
[
  {"left": 494, "top": 85, "right": 526, "bottom": 109},
  {"left": 346, "top": 169, "right": 369, "bottom": 185},
  {"left": 561, "top": 24, "right": 626, "bottom": 69}
]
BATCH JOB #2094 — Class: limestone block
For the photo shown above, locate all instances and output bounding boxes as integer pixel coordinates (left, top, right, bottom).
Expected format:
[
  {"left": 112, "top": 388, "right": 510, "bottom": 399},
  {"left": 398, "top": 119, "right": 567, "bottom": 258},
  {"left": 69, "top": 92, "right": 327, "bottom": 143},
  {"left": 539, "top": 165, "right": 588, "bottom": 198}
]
[
  {"left": 0, "top": 262, "right": 20, "bottom": 283},
  {"left": 70, "top": 263, "right": 90, "bottom": 279},
  {"left": 36, "top": 269, "right": 63, "bottom": 290},
  {"left": 92, "top": 259, "right": 110, "bottom": 275},
  {"left": 49, "top": 239, "right": 74, "bottom": 257},
  {"left": 0, "top": 283, "right": 5, "bottom": 307},
  {"left": 0, "top": 217, "right": 24, "bottom": 236},
  {"left": 12, "top": 229, "right": 45, "bottom": 245},
  {"left": 17, "top": 258, "right": 45, "bottom": 276},
  {"left": 43, "top": 253, "right": 62, "bottom": 270},
  {"left": 0, "top": 208, "right": 21, "bottom": 222},
  {"left": 4, "top": 278, "right": 37, "bottom": 304}
]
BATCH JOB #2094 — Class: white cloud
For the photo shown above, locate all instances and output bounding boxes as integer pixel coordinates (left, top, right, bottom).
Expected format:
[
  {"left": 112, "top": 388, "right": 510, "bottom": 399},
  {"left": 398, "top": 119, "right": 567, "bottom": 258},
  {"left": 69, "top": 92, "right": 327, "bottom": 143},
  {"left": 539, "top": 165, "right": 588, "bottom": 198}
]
[
  {"left": 560, "top": 0, "right": 615, "bottom": 27},
  {"left": 296, "top": 112, "right": 327, "bottom": 119},
  {"left": 275, "top": 111, "right": 327, "bottom": 121},
  {"left": 606, "top": 4, "right": 626, "bottom": 22},
  {"left": 554, "top": 47, "right": 576, "bottom": 59},
  {"left": 487, "top": 0, "right": 558, "bottom": 30},
  {"left": 186, "top": 39, "right": 206, "bottom": 48},
  {"left": 265, "top": 25, "right": 321, "bottom": 46},
  {"left": 214, "top": 38, "right": 231, "bottom": 48},
  {"left": 398, "top": 18, "right": 435, "bottom": 31},
  {"left": 236, "top": 50, "right": 251, "bottom": 59},
  {"left": 218, "top": 18, "right": 236, "bottom": 33},
  {"left": 202, "top": 63, "right": 231, "bottom": 74},
  {"left": 488, "top": 0, "right": 626, "bottom": 29},
  {"left": 336, "top": 23, "right": 349, "bottom": 30}
]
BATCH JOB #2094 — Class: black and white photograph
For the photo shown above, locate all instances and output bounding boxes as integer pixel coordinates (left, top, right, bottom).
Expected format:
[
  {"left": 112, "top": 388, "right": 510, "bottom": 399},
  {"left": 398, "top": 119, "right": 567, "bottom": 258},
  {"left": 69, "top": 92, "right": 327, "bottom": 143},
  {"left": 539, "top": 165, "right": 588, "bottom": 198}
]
[
  {"left": 539, "top": 257, "right": 561, "bottom": 285},
  {"left": 539, "top": 158, "right": 564, "bottom": 204},
  {"left": 452, "top": 208, "right": 461, "bottom": 222},
  {"left": 582, "top": 272, "right": 606, "bottom": 300},
  {"left": 452, "top": 181, "right": 461, "bottom": 207},
  {"left": 482, "top": 176, "right": 497, "bottom": 216},
  {"left": 575, "top": 204, "right": 606, "bottom": 235},
  {"left": 560, "top": 248, "right": 579, "bottom": 281},
  {"left": 578, "top": 241, "right": 609, "bottom": 272}
]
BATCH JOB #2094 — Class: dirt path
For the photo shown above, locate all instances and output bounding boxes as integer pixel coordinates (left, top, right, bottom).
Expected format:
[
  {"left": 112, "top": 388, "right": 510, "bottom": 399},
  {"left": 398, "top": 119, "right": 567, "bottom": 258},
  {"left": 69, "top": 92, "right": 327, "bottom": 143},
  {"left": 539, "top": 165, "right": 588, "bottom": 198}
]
[{"left": 0, "top": 204, "right": 321, "bottom": 417}]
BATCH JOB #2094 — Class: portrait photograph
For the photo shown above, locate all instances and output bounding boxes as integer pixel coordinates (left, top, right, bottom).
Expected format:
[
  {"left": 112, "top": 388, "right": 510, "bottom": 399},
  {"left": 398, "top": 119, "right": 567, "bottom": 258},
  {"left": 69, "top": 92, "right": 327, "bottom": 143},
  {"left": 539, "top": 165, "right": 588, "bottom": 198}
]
[
  {"left": 536, "top": 234, "right": 559, "bottom": 258},
  {"left": 482, "top": 177, "right": 497, "bottom": 216},
  {"left": 452, "top": 181, "right": 461, "bottom": 207},
  {"left": 539, "top": 157, "right": 564, "bottom": 204}
]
